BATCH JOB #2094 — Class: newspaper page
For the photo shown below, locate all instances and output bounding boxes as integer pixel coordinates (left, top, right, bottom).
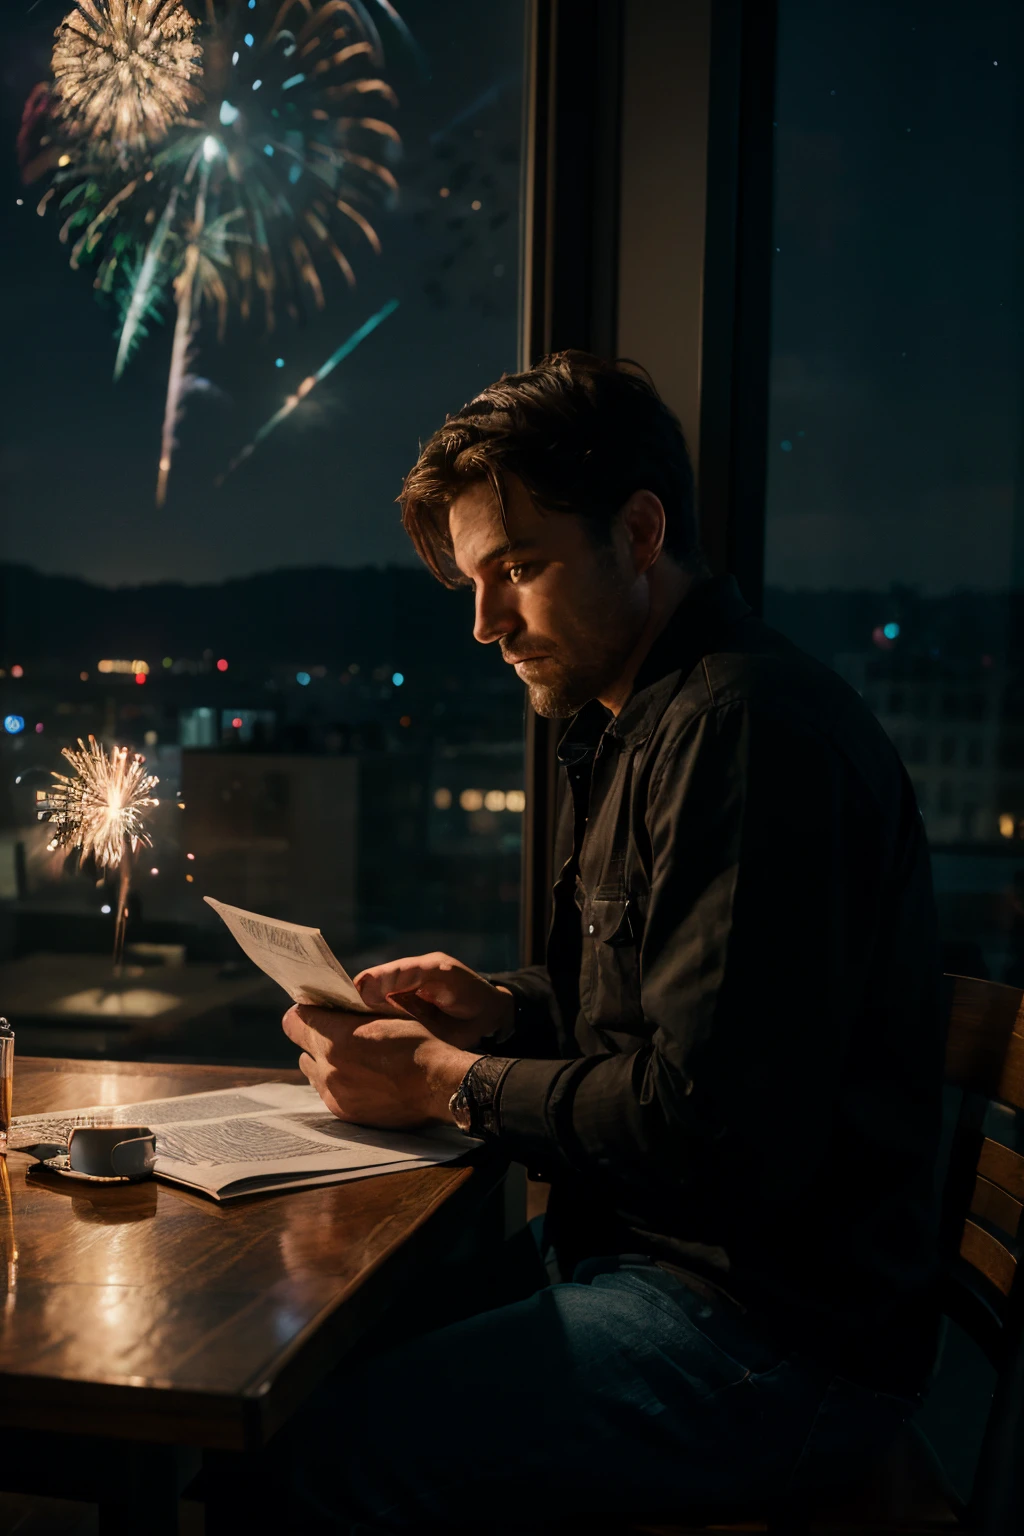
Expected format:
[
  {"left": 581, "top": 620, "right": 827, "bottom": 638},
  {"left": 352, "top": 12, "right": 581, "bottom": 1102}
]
[
  {"left": 204, "top": 896, "right": 370, "bottom": 1011},
  {"left": 10, "top": 1082, "right": 474, "bottom": 1201}
]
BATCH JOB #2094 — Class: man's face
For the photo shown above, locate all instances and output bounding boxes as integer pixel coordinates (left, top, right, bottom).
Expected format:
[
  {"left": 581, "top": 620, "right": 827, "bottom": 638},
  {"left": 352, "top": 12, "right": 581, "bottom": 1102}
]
[{"left": 448, "top": 476, "right": 649, "bottom": 717}]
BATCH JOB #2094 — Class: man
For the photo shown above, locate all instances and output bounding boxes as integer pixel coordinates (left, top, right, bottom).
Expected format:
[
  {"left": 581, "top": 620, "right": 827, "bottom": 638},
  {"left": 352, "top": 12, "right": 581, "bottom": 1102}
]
[{"left": 283, "top": 352, "right": 944, "bottom": 1528}]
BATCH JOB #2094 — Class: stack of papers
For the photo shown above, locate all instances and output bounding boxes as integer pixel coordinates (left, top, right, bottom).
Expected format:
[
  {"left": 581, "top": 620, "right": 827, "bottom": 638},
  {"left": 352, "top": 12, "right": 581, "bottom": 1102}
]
[{"left": 11, "top": 1082, "right": 475, "bottom": 1201}]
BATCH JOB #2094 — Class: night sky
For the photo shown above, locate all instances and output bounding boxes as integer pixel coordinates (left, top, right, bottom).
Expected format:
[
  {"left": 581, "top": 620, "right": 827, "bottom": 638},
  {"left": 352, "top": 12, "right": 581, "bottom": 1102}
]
[
  {"left": 765, "top": 0, "right": 1022, "bottom": 595},
  {"left": 0, "top": 0, "right": 524, "bottom": 586},
  {"left": 1, "top": 0, "right": 1021, "bottom": 596}
]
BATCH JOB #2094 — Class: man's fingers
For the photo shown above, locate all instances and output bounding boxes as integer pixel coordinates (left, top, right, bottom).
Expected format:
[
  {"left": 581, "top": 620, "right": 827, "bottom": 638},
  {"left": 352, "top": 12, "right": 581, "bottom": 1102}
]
[
  {"left": 385, "top": 989, "right": 450, "bottom": 1030},
  {"left": 355, "top": 955, "right": 475, "bottom": 1016},
  {"left": 282, "top": 1003, "right": 359, "bottom": 1053},
  {"left": 282, "top": 1004, "right": 316, "bottom": 1051},
  {"left": 297, "top": 1050, "right": 316, "bottom": 1082},
  {"left": 355, "top": 963, "right": 430, "bottom": 1012}
]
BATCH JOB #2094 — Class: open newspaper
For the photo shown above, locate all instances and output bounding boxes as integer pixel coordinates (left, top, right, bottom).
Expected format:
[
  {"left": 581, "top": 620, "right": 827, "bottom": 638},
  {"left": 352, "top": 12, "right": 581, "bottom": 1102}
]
[
  {"left": 204, "top": 896, "right": 371, "bottom": 1010},
  {"left": 11, "top": 1082, "right": 475, "bottom": 1201}
]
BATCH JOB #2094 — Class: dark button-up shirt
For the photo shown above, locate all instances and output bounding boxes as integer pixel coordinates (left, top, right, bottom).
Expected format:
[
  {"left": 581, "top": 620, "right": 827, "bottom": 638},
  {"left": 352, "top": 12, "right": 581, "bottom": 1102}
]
[{"left": 483, "top": 575, "right": 944, "bottom": 1393}]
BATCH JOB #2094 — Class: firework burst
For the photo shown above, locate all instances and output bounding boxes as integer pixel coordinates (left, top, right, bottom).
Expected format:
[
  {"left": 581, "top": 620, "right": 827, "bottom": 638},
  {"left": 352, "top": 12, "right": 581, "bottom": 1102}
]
[
  {"left": 40, "top": 735, "right": 160, "bottom": 869},
  {"left": 22, "top": 0, "right": 405, "bottom": 503},
  {"left": 52, "top": 0, "right": 203, "bottom": 163},
  {"left": 39, "top": 736, "right": 160, "bottom": 970}
]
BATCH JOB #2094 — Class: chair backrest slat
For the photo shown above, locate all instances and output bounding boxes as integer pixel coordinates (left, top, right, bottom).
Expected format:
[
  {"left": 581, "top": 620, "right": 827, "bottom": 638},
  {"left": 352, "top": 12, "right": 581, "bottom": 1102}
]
[
  {"left": 943, "top": 974, "right": 1024, "bottom": 1108},
  {"left": 977, "top": 1138, "right": 1024, "bottom": 1203},
  {"left": 943, "top": 975, "right": 1024, "bottom": 1534},
  {"left": 969, "top": 1176, "right": 1023, "bottom": 1242},
  {"left": 959, "top": 1218, "right": 1017, "bottom": 1299}
]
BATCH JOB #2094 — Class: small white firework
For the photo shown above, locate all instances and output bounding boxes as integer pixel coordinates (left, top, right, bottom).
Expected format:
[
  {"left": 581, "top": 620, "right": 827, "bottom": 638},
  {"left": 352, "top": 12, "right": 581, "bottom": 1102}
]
[{"left": 40, "top": 735, "right": 160, "bottom": 869}]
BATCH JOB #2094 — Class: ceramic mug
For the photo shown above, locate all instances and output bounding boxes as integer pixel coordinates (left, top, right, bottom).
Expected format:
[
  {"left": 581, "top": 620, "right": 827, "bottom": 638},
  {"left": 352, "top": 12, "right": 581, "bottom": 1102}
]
[{"left": 67, "top": 1125, "right": 156, "bottom": 1180}]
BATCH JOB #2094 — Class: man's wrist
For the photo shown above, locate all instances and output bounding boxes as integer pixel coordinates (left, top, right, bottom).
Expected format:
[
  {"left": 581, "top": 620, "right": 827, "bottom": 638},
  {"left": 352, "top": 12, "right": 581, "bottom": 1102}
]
[{"left": 416, "top": 1041, "right": 481, "bottom": 1123}]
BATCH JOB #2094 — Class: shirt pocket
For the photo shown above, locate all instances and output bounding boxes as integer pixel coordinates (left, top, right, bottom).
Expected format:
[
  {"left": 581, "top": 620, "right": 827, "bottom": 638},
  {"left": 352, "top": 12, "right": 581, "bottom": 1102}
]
[{"left": 579, "top": 889, "right": 644, "bottom": 1037}]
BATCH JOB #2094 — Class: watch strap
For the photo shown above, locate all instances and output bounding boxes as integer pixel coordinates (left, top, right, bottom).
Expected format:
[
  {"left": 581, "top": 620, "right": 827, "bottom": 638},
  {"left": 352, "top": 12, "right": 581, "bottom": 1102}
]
[{"left": 450, "top": 1055, "right": 519, "bottom": 1139}]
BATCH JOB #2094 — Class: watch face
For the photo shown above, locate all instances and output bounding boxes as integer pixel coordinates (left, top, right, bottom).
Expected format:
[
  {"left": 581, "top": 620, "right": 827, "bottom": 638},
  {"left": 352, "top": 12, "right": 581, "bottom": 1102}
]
[{"left": 450, "top": 1088, "right": 473, "bottom": 1133}]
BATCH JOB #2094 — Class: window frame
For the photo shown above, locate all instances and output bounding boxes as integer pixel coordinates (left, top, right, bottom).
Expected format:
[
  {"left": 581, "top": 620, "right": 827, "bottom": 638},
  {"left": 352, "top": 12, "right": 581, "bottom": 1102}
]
[{"left": 518, "top": 0, "right": 778, "bottom": 964}]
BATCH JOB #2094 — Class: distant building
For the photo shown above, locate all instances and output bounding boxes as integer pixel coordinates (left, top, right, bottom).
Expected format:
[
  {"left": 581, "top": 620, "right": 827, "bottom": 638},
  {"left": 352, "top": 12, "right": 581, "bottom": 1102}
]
[
  {"left": 182, "top": 752, "right": 359, "bottom": 943},
  {"left": 835, "top": 652, "right": 1007, "bottom": 844}
]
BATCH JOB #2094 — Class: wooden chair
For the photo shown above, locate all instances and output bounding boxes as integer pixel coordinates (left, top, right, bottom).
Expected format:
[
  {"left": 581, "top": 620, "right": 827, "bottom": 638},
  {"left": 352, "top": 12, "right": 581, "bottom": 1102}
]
[{"left": 617, "top": 973, "right": 1024, "bottom": 1536}]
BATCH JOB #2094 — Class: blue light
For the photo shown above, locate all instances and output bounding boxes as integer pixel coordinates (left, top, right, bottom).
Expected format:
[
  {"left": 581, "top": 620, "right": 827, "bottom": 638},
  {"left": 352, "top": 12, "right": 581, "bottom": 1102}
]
[
  {"left": 282, "top": 73, "right": 305, "bottom": 90},
  {"left": 780, "top": 439, "right": 793, "bottom": 452},
  {"left": 288, "top": 163, "right": 302, "bottom": 185},
  {"left": 296, "top": 671, "right": 311, "bottom": 686},
  {"left": 248, "top": 0, "right": 256, "bottom": 7},
  {"left": 3, "top": 715, "right": 24, "bottom": 735},
  {"left": 219, "top": 99, "right": 240, "bottom": 125},
  {"left": 252, "top": 78, "right": 262, "bottom": 90},
  {"left": 244, "top": 32, "right": 254, "bottom": 46},
  {"left": 263, "top": 143, "right": 274, "bottom": 156},
  {"left": 275, "top": 357, "right": 284, "bottom": 367},
  {"left": 883, "top": 622, "right": 900, "bottom": 641},
  {"left": 392, "top": 671, "right": 405, "bottom": 687}
]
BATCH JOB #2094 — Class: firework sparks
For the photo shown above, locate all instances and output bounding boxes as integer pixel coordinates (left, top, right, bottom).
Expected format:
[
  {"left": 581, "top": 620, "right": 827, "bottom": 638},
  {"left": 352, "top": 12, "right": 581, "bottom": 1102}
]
[
  {"left": 52, "top": 0, "right": 203, "bottom": 162},
  {"left": 39, "top": 736, "right": 160, "bottom": 968},
  {"left": 216, "top": 297, "right": 399, "bottom": 485}
]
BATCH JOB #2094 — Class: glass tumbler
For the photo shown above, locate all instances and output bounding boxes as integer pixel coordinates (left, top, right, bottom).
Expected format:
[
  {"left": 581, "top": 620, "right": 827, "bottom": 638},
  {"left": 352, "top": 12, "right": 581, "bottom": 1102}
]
[{"left": 0, "top": 1021, "right": 12, "bottom": 1154}]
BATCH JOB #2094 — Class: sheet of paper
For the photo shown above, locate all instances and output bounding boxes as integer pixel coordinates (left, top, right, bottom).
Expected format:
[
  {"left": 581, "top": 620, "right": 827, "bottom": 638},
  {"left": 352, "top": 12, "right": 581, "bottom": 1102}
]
[{"left": 204, "top": 896, "right": 369, "bottom": 1010}]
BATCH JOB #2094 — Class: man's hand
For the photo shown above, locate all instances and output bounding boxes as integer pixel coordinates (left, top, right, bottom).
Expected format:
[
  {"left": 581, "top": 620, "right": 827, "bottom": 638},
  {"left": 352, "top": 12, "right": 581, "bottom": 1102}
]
[
  {"left": 353, "top": 952, "right": 514, "bottom": 1053},
  {"left": 282, "top": 1004, "right": 480, "bottom": 1129}
]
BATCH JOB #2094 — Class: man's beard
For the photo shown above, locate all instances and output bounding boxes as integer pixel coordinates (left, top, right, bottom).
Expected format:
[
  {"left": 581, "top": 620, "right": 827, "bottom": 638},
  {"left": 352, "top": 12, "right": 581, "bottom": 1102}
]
[
  {"left": 501, "top": 563, "right": 641, "bottom": 719},
  {"left": 522, "top": 660, "right": 621, "bottom": 719}
]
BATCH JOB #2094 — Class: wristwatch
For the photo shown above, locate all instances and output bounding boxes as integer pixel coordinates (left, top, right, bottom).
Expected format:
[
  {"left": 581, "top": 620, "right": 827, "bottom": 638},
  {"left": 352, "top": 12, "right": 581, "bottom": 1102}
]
[{"left": 448, "top": 1055, "right": 518, "bottom": 1138}]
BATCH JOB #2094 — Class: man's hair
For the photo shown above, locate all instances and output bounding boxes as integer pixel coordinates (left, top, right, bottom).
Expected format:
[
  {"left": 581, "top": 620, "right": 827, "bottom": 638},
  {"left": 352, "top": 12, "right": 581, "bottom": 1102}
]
[{"left": 399, "top": 350, "right": 701, "bottom": 586}]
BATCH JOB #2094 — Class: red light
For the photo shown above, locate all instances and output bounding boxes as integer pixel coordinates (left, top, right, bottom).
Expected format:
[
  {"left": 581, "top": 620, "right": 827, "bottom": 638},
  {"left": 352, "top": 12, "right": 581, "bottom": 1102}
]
[
  {"left": 216, "top": 658, "right": 229, "bottom": 672},
  {"left": 135, "top": 672, "right": 146, "bottom": 685},
  {"left": 231, "top": 717, "right": 242, "bottom": 729},
  {"left": 11, "top": 665, "right": 23, "bottom": 679}
]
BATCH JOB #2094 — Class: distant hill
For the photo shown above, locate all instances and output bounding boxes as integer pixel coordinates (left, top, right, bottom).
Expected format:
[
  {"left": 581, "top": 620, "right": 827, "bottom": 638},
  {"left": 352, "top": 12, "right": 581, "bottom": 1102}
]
[
  {"left": 0, "top": 562, "right": 491, "bottom": 675},
  {"left": 5, "top": 561, "right": 1021, "bottom": 675}
]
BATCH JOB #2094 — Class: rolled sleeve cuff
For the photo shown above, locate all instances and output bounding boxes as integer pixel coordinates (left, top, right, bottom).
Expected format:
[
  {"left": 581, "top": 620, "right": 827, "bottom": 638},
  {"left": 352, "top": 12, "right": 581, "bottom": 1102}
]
[
  {"left": 492, "top": 1051, "right": 650, "bottom": 1176},
  {"left": 491, "top": 1056, "right": 579, "bottom": 1167}
]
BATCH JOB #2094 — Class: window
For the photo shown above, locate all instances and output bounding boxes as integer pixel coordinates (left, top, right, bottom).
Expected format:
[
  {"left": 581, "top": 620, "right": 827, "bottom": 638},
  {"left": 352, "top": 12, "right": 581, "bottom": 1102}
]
[
  {"left": 0, "top": 1, "right": 527, "bottom": 1060},
  {"left": 764, "top": 0, "right": 1024, "bottom": 979}
]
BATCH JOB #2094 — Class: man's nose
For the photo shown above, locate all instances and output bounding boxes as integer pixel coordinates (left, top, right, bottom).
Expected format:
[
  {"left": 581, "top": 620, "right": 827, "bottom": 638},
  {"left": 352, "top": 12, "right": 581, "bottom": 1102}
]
[{"left": 473, "top": 583, "right": 519, "bottom": 646}]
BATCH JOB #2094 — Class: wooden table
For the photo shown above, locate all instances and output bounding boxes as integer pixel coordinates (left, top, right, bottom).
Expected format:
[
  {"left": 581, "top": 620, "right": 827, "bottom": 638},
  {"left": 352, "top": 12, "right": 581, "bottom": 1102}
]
[{"left": 0, "top": 1058, "right": 502, "bottom": 1531}]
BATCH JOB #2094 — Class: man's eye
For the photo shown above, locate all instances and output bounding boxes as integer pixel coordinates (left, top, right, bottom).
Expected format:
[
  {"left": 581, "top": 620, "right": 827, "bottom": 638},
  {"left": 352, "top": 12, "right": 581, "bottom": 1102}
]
[{"left": 508, "top": 563, "right": 528, "bottom": 584}]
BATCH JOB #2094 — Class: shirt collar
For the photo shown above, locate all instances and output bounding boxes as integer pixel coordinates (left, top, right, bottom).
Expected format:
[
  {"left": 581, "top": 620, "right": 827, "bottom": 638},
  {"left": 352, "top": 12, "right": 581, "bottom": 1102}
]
[{"left": 556, "top": 575, "right": 752, "bottom": 762}]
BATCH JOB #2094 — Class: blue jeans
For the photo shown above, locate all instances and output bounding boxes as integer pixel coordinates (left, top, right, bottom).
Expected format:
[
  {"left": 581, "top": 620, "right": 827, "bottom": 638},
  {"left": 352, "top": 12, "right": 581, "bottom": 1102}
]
[{"left": 291, "top": 1256, "right": 916, "bottom": 1530}]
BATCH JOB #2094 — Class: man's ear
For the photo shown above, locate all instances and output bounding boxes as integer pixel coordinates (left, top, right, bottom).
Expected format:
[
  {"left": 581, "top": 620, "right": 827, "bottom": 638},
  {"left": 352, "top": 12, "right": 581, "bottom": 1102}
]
[{"left": 622, "top": 490, "right": 667, "bottom": 576}]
